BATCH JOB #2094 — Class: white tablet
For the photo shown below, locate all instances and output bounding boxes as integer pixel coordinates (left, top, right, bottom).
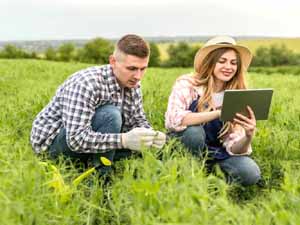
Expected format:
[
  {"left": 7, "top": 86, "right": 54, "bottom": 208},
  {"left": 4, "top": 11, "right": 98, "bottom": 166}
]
[{"left": 220, "top": 89, "right": 273, "bottom": 122}]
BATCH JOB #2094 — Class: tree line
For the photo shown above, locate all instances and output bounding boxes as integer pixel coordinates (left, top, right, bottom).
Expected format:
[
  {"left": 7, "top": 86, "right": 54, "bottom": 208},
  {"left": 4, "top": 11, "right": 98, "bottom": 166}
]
[{"left": 0, "top": 38, "right": 299, "bottom": 67}]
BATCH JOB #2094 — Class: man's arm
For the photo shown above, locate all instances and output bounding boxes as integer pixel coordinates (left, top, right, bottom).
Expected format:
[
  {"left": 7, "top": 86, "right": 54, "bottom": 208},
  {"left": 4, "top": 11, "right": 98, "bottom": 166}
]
[{"left": 62, "top": 81, "right": 123, "bottom": 153}]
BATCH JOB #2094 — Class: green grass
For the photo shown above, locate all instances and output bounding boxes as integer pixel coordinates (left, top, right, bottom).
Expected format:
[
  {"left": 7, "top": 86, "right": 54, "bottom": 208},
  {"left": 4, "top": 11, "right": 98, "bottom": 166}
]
[{"left": 0, "top": 59, "right": 300, "bottom": 225}]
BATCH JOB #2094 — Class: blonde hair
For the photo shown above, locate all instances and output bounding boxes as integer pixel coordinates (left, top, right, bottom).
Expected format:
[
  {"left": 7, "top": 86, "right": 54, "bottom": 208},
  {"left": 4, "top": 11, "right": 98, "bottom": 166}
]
[{"left": 193, "top": 47, "right": 247, "bottom": 138}]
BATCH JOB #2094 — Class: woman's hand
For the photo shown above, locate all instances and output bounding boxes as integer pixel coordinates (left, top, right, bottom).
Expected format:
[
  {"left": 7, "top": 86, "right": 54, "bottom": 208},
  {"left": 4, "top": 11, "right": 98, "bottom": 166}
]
[{"left": 233, "top": 106, "right": 256, "bottom": 139}]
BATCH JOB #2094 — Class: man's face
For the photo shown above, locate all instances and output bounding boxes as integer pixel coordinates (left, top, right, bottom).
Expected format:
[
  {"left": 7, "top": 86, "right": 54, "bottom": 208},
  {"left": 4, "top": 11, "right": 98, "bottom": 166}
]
[{"left": 110, "top": 54, "right": 149, "bottom": 88}]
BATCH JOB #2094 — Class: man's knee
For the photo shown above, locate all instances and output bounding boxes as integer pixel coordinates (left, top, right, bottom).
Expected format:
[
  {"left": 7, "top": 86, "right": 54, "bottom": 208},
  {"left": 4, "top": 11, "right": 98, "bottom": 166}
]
[
  {"left": 181, "top": 125, "right": 206, "bottom": 156},
  {"left": 92, "top": 105, "right": 122, "bottom": 133},
  {"left": 220, "top": 156, "right": 261, "bottom": 186}
]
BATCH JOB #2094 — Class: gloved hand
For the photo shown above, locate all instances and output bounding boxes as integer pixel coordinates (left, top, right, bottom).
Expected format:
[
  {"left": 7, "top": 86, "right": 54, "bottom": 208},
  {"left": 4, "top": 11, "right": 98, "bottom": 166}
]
[
  {"left": 121, "top": 127, "right": 157, "bottom": 151},
  {"left": 152, "top": 131, "right": 166, "bottom": 149}
]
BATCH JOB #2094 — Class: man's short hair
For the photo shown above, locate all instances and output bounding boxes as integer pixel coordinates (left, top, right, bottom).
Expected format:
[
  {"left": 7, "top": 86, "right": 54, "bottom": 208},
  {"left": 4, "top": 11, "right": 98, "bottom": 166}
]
[{"left": 114, "top": 34, "right": 150, "bottom": 59}]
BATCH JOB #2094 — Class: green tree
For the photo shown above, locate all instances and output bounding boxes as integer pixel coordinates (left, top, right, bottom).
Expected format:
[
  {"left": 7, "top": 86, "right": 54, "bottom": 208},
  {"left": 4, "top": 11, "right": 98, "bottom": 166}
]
[
  {"left": 79, "top": 38, "right": 113, "bottom": 64},
  {"left": 58, "top": 43, "right": 75, "bottom": 62},
  {"left": 252, "top": 44, "right": 299, "bottom": 67},
  {"left": 148, "top": 42, "right": 161, "bottom": 67},
  {"left": 45, "top": 47, "right": 57, "bottom": 61},
  {"left": 164, "top": 42, "right": 199, "bottom": 67},
  {"left": 30, "top": 51, "right": 38, "bottom": 59},
  {"left": 0, "top": 44, "right": 29, "bottom": 58},
  {"left": 252, "top": 46, "right": 272, "bottom": 67},
  {"left": 269, "top": 44, "right": 295, "bottom": 66}
]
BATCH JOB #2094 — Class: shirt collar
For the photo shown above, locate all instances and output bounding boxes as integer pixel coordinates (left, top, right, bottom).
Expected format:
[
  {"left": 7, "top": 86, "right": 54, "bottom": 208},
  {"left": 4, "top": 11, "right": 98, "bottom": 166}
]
[{"left": 103, "top": 64, "right": 122, "bottom": 93}]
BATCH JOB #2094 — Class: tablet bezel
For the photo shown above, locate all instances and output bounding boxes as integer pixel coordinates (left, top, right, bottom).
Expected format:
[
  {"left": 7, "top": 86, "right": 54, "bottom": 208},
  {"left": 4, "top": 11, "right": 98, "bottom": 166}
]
[{"left": 220, "top": 88, "right": 273, "bottom": 122}]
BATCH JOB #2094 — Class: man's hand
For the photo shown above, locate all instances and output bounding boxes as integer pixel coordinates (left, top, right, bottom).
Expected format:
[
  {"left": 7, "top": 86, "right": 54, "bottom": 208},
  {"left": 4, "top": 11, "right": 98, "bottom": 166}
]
[
  {"left": 152, "top": 131, "right": 166, "bottom": 149},
  {"left": 121, "top": 128, "right": 156, "bottom": 151}
]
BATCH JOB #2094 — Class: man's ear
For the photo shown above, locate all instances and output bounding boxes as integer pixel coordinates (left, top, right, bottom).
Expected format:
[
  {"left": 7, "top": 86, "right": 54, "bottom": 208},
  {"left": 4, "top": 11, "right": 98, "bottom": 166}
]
[{"left": 109, "top": 55, "right": 116, "bottom": 67}]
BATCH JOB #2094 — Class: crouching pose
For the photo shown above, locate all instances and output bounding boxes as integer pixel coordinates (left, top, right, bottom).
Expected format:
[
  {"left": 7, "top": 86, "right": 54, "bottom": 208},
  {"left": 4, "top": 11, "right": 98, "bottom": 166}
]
[
  {"left": 31, "top": 34, "right": 166, "bottom": 175},
  {"left": 165, "top": 36, "right": 261, "bottom": 186}
]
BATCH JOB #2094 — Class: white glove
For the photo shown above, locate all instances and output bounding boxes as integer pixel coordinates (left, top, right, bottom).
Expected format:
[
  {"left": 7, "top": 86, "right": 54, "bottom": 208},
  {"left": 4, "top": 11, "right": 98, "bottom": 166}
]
[
  {"left": 121, "top": 127, "right": 157, "bottom": 151},
  {"left": 152, "top": 131, "right": 166, "bottom": 149}
]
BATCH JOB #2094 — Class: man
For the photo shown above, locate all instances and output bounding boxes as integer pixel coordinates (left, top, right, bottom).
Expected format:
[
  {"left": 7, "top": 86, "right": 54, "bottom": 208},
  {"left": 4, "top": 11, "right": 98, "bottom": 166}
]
[{"left": 30, "top": 34, "right": 166, "bottom": 175}]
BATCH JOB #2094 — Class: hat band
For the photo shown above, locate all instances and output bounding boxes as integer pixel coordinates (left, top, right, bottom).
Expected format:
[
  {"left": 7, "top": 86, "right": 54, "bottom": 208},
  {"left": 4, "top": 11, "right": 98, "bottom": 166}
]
[{"left": 218, "top": 42, "right": 233, "bottom": 45}]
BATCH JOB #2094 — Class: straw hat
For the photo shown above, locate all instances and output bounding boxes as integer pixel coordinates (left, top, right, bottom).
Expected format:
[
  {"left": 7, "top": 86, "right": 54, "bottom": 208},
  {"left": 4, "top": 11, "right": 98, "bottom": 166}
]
[{"left": 194, "top": 36, "right": 252, "bottom": 72}]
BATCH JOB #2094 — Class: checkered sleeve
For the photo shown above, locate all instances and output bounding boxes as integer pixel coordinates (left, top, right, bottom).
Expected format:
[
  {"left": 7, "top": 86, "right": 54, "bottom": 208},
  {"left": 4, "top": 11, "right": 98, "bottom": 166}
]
[
  {"left": 62, "top": 80, "right": 122, "bottom": 153},
  {"left": 165, "top": 78, "right": 196, "bottom": 131},
  {"left": 131, "top": 86, "right": 152, "bottom": 129}
]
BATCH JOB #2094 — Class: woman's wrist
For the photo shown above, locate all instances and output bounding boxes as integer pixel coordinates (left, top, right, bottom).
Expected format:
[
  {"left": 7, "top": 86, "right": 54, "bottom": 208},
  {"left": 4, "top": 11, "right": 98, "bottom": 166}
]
[
  {"left": 215, "top": 109, "right": 221, "bottom": 119},
  {"left": 245, "top": 130, "right": 255, "bottom": 140}
]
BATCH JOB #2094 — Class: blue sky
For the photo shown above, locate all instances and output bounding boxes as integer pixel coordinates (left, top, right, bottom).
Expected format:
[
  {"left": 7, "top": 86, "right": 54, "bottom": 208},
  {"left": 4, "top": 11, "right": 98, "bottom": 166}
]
[{"left": 1, "top": 0, "right": 299, "bottom": 41}]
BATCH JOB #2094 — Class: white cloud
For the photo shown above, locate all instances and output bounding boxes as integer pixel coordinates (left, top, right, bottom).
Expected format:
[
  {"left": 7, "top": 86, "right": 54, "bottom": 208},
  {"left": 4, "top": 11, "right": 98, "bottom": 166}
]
[{"left": 1, "top": 0, "right": 299, "bottom": 40}]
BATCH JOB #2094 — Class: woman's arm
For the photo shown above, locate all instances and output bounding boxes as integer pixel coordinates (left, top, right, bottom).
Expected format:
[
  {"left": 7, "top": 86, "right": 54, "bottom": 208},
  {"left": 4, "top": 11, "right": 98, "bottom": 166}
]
[
  {"left": 181, "top": 110, "right": 221, "bottom": 126},
  {"left": 165, "top": 77, "right": 198, "bottom": 131},
  {"left": 229, "top": 134, "right": 252, "bottom": 154}
]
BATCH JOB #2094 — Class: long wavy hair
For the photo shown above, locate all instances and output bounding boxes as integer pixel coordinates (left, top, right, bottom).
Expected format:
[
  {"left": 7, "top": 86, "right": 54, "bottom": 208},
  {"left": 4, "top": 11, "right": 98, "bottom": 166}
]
[{"left": 193, "top": 47, "right": 247, "bottom": 138}]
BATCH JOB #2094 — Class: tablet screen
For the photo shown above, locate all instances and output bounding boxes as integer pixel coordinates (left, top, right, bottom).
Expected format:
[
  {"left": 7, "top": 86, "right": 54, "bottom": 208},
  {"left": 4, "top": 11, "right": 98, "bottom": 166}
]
[{"left": 220, "top": 89, "right": 273, "bottom": 121}]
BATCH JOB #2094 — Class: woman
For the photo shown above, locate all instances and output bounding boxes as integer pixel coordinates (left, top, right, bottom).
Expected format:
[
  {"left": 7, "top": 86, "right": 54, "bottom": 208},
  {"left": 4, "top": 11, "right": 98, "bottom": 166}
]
[{"left": 165, "top": 36, "right": 261, "bottom": 186}]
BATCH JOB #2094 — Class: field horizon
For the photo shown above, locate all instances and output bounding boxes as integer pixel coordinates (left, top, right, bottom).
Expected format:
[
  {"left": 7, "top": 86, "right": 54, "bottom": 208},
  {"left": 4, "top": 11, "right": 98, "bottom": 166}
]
[{"left": 1, "top": 36, "right": 300, "bottom": 57}]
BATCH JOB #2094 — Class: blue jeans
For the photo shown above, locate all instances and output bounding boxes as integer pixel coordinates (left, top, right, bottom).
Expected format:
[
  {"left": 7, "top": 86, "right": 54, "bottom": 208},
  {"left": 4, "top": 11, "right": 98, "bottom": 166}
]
[
  {"left": 49, "top": 105, "right": 134, "bottom": 175},
  {"left": 170, "top": 125, "right": 261, "bottom": 186}
]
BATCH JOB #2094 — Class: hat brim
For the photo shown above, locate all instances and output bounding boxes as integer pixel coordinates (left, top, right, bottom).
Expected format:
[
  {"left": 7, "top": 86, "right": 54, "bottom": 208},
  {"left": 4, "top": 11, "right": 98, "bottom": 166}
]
[{"left": 194, "top": 44, "right": 253, "bottom": 72}]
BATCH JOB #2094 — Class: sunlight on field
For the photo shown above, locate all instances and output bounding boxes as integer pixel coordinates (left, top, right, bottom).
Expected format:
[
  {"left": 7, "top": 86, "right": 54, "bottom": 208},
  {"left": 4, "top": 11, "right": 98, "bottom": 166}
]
[
  {"left": 239, "top": 38, "right": 300, "bottom": 53},
  {"left": 158, "top": 38, "right": 300, "bottom": 61}
]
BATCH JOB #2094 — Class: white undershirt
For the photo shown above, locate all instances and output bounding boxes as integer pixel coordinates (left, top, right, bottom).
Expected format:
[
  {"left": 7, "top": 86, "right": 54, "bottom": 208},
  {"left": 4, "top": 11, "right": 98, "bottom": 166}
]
[{"left": 212, "top": 91, "right": 224, "bottom": 108}]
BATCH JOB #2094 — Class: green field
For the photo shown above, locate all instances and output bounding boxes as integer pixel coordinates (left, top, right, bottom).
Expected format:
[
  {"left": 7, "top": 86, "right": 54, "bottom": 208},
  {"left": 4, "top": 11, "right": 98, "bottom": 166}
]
[
  {"left": 0, "top": 59, "right": 300, "bottom": 225},
  {"left": 158, "top": 38, "right": 300, "bottom": 61}
]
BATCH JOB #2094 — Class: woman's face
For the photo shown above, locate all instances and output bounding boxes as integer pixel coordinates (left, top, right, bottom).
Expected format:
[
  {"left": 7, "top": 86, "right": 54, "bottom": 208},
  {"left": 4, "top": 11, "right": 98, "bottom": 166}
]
[{"left": 213, "top": 49, "right": 238, "bottom": 84}]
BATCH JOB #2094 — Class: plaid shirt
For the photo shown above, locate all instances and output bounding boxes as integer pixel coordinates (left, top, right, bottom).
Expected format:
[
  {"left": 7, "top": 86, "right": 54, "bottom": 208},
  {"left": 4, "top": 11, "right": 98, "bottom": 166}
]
[{"left": 30, "top": 65, "right": 151, "bottom": 154}]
